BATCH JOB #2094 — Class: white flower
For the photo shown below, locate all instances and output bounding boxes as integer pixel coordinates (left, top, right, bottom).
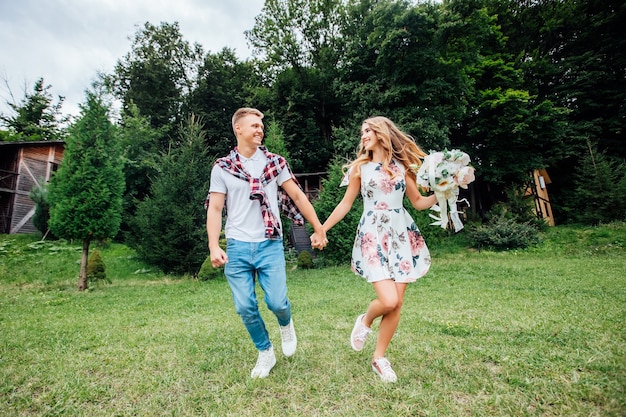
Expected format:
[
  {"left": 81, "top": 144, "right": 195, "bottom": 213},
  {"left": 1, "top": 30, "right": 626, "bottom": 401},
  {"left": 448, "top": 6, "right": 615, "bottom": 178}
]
[
  {"left": 456, "top": 166, "right": 476, "bottom": 189},
  {"left": 412, "top": 149, "right": 476, "bottom": 232}
]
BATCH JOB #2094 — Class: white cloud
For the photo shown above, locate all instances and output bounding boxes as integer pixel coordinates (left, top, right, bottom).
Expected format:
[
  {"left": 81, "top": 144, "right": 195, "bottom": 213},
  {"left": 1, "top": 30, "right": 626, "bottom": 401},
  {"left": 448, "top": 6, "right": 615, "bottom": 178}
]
[{"left": 0, "top": 0, "right": 264, "bottom": 118}]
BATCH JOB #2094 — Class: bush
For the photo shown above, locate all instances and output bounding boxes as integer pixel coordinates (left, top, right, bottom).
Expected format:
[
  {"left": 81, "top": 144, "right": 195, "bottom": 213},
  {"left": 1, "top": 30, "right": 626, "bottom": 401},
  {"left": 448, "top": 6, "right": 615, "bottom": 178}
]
[
  {"left": 198, "top": 234, "right": 226, "bottom": 280},
  {"left": 87, "top": 249, "right": 110, "bottom": 284},
  {"left": 297, "top": 250, "right": 314, "bottom": 269},
  {"left": 29, "top": 182, "right": 53, "bottom": 237},
  {"left": 488, "top": 187, "right": 548, "bottom": 231},
  {"left": 468, "top": 213, "right": 540, "bottom": 250},
  {"left": 197, "top": 256, "right": 223, "bottom": 280}
]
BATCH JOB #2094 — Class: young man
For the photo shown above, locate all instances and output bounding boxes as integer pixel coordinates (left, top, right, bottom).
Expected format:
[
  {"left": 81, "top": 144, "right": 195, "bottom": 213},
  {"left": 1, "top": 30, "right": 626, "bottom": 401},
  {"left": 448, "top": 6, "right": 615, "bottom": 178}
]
[{"left": 206, "top": 107, "right": 327, "bottom": 378}]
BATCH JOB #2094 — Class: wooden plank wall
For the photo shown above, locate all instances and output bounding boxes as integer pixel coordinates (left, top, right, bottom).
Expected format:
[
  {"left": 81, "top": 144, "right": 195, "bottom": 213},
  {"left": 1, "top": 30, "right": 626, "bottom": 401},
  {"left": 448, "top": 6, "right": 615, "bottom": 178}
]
[{"left": 10, "top": 143, "right": 64, "bottom": 234}]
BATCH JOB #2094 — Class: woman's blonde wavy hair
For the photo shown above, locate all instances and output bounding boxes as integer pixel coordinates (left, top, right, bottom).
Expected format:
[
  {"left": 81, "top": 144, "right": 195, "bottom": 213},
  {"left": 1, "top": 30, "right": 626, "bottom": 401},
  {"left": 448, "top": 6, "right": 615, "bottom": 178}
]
[{"left": 345, "top": 116, "right": 426, "bottom": 181}]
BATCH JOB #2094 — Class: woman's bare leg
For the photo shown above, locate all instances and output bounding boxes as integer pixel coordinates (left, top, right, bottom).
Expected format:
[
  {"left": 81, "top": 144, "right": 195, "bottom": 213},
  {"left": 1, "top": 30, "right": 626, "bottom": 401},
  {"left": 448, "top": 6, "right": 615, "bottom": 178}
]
[{"left": 364, "top": 281, "right": 407, "bottom": 359}]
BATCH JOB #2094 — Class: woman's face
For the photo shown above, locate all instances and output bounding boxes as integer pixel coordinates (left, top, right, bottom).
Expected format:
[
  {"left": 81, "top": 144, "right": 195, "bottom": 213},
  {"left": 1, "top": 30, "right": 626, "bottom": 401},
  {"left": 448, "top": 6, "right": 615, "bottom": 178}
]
[{"left": 361, "top": 122, "right": 380, "bottom": 152}]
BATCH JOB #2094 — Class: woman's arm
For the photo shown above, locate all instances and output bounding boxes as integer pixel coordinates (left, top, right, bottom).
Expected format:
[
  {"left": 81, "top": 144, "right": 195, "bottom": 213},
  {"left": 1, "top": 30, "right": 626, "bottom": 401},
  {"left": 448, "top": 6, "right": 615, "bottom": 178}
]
[
  {"left": 405, "top": 173, "right": 437, "bottom": 210},
  {"left": 322, "top": 173, "right": 361, "bottom": 233}
]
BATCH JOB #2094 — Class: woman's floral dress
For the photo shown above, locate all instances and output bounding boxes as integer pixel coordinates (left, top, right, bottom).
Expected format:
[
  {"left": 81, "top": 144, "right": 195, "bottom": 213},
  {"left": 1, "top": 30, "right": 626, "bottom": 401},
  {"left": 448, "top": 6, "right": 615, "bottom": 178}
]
[{"left": 347, "top": 160, "right": 431, "bottom": 283}]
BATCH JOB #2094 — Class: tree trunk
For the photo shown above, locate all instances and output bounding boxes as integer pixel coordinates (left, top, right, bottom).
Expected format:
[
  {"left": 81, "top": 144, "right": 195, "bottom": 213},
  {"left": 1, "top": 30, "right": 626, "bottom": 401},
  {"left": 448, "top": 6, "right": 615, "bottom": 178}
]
[{"left": 78, "top": 238, "right": 91, "bottom": 291}]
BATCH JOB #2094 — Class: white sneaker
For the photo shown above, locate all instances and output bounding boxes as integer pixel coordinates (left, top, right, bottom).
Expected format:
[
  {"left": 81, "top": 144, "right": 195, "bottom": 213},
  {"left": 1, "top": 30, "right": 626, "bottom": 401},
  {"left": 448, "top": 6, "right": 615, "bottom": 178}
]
[
  {"left": 350, "top": 313, "right": 371, "bottom": 351},
  {"left": 372, "top": 357, "right": 398, "bottom": 383},
  {"left": 279, "top": 318, "right": 297, "bottom": 357},
  {"left": 250, "top": 347, "right": 276, "bottom": 378}
]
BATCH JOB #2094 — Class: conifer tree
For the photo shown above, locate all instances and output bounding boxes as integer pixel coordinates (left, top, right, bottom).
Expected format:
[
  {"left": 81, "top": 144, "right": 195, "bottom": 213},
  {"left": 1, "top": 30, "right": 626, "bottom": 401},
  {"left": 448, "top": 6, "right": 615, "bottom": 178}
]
[
  {"left": 568, "top": 142, "right": 626, "bottom": 225},
  {"left": 130, "top": 115, "right": 213, "bottom": 275},
  {"left": 48, "top": 92, "right": 124, "bottom": 290}
]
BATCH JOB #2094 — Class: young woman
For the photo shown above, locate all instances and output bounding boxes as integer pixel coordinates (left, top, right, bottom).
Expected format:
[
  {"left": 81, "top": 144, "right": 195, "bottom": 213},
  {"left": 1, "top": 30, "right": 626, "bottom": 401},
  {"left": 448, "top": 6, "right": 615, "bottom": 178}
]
[{"left": 322, "top": 116, "right": 437, "bottom": 382}]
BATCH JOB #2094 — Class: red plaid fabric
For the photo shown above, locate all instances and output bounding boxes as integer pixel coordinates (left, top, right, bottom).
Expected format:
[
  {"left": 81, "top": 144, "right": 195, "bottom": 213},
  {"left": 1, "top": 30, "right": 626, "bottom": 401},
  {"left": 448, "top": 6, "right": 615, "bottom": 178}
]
[{"left": 205, "top": 146, "right": 304, "bottom": 239}]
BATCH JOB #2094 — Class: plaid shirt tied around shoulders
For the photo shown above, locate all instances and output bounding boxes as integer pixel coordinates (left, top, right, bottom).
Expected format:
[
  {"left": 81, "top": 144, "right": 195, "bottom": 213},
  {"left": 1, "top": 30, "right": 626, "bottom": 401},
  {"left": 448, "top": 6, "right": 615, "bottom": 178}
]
[{"left": 205, "top": 146, "right": 305, "bottom": 239}]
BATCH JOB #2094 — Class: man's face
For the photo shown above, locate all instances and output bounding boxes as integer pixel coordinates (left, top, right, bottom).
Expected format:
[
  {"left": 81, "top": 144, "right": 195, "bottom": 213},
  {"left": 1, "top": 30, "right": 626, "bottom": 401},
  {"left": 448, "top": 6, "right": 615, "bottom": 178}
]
[{"left": 236, "top": 114, "right": 264, "bottom": 147}]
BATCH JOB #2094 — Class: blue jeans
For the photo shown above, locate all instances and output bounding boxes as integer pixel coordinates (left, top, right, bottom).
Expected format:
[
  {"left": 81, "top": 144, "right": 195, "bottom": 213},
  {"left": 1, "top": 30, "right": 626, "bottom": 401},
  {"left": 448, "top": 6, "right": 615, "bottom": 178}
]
[{"left": 224, "top": 238, "right": 291, "bottom": 351}]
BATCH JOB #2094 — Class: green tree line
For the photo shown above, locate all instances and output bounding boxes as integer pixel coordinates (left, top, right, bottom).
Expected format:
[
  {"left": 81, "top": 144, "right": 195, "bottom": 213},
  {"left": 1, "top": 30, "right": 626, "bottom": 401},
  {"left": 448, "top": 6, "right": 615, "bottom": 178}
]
[{"left": 1, "top": 0, "right": 625, "bottom": 277}]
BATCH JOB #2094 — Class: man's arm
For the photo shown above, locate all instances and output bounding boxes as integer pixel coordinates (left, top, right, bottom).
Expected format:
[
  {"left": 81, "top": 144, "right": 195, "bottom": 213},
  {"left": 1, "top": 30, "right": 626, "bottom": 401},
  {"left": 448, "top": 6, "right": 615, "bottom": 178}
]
[{"left": 206, "top": 192, "right": 228, "bottom": 267}]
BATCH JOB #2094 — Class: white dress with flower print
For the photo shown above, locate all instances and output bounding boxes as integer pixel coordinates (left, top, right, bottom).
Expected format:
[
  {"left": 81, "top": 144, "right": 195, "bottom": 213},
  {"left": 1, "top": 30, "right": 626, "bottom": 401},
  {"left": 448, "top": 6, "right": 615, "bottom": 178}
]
[{"left": 349, "top": 160, "right": 431, "bottom": 283}]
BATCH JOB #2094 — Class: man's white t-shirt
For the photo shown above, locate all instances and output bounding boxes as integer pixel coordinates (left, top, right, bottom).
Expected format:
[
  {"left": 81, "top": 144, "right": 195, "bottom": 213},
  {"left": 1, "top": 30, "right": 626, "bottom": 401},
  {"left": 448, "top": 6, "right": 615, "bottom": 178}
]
[{"left": 209, "top": 148, "right": 292, "bottom": 242}]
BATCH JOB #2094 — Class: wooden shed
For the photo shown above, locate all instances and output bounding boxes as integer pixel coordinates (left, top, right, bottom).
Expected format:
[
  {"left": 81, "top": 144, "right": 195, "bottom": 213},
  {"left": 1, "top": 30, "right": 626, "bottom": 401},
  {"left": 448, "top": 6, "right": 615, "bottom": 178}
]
[
  {"left": 524, "top": 168, "right": 555, "bottom": 226},
  {"left": 0, "top": 141, "right": 65, "bottom": 234}
]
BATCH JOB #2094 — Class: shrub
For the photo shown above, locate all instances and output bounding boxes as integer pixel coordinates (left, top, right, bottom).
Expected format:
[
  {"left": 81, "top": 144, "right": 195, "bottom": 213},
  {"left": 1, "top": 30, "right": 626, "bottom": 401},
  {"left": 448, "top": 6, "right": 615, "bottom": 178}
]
[
  {"left": 87, "top": 249, "right": 110, "bottom": 284},
  {"left": 197, "top": 256, "right": 223, "bottom": 280},
  {"left": 468, "top": 213, "right": 540, "bottom": 250},
  {"left": 297, "top": 250, "right": 314, "bottom": 269},
  {"left": 197, "top": 231, "right": 228, "bottom": 280},
  {"left": 488, "top": 187, "right": 548, "bottom": 231},
  {"left": 29, "top": 182, "right": 53, "bottom": 238}
]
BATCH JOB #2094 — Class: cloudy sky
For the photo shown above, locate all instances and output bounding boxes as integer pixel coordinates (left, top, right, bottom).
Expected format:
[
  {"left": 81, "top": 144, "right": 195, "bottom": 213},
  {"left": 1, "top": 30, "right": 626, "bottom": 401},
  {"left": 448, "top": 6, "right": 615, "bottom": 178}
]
[{"left": 0, "top": 0, "right": 265, "bottom": 118}]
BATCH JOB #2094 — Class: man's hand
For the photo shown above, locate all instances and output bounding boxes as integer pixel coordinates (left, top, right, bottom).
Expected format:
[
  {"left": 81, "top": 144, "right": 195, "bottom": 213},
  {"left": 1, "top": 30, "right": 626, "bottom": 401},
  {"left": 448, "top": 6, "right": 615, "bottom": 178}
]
[{"left": 210, "top": 247, "right": 228, "bottom": 268}]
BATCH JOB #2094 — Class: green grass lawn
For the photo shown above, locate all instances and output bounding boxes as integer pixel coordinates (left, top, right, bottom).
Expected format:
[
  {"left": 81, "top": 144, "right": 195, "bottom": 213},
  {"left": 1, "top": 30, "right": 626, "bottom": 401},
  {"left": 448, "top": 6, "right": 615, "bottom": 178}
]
[{"left": 0, "top": 224, "right": 624, "bottom": 416}]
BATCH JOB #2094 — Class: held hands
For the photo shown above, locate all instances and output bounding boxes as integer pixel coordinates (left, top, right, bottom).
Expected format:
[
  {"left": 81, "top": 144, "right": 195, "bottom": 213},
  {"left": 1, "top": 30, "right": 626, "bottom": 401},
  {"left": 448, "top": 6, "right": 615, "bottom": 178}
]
[{"left": 310, "top": 230, "right": 328, "bottom": 250}]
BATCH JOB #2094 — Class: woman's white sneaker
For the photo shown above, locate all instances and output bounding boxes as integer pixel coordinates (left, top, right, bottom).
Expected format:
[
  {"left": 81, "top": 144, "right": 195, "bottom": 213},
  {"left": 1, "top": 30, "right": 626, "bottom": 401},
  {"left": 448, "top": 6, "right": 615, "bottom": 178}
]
[
  {"left": 372, "top": 357, "right": 397, "bottom": 383},
  {"left": 350, "top": 313, "right": 371, "bottom": 351}
]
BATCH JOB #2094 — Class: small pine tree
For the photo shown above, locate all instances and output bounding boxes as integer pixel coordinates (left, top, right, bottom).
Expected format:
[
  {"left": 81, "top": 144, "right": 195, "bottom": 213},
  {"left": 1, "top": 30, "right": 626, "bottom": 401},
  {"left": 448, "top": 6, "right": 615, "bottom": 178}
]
[
  {"left": 264, "top": 120, "right": 291, "bottom": 161},
  {"left": 569, "top": 144, "right": 626, "bottom": 225},
  {"left": 87, "top": 249, "right": 109, "bottom": 284},
  {"left": 48, "top": 91, "right": 124, "bottom": 291},
  {"left": 118, "top": 102, "right": 163, "bottom": 239}
]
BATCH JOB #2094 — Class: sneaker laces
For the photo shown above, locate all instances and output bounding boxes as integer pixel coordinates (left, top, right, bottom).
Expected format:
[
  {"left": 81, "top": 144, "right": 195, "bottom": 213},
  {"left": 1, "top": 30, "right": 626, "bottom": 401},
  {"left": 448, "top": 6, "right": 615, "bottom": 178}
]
[
  {"left": 374, "top": 358, "right": 393, "bottom": 373},
  {"left": 354, "top": 324, "right": 371, "bottom": 342},
  {"left": 280, "top": 323, "right": 295, "bottom": 343},
  {"left": 373, "top": 357, "right": 397, "bottom": 382},
  {"left": 256, "top": 349, "right": 275, "bottom": 367}
]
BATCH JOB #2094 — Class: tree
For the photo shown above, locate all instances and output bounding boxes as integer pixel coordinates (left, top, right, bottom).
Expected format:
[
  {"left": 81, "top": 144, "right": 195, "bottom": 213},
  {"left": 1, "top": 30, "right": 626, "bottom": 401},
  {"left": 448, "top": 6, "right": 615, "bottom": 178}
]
[
  {"left": 130, "top": 115, "right": 213, "bottom": 275},
  {"left": 566, "top": 142, "right": 626, "bottom": 225},
  {"left": 246, "top": 0, "right": 347, "bottom": 73},
  {"left": 486, "top": 0, "right": 626, "bottom": 222},
  {"left": 106, "top": 22, "right": 203, "bottom": 134},
  {"left": 0, "top": 78, "right": 68, "bottom": 141},
  {"left": 48, "top": 92, "right": 124, "bottom": 291},
  {"left": 263, "top": 119, "right": 291, "bottom": 161},
  {"left": 117, "top": 102, "right": 163, "bottom": 239},
  {"left": 184, "top": 48, "right": 262, "bottom": 157},
  {"left": 338, "top": 0, "right": 463, "bottom": 152},
  {"left": 246, "top": 0, "right": 347, "bottom": 169},
  {"left": 436, "top": 0, "right": 569, "bottom": 217}
]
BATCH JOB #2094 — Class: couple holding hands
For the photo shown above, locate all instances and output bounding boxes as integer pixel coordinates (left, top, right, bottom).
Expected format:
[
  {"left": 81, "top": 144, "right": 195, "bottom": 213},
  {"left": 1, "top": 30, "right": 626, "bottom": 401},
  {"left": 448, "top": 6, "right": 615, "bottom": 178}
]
[{"left": 206, "top": 108, "right": 436, "bottom": 382}]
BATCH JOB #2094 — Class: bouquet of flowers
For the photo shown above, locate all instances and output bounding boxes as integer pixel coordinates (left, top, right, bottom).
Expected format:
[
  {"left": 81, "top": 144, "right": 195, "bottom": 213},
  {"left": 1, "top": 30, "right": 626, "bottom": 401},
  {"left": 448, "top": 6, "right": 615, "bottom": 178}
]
[{"left": 410, "top": 149, "right": 476, "bottom": 232}]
